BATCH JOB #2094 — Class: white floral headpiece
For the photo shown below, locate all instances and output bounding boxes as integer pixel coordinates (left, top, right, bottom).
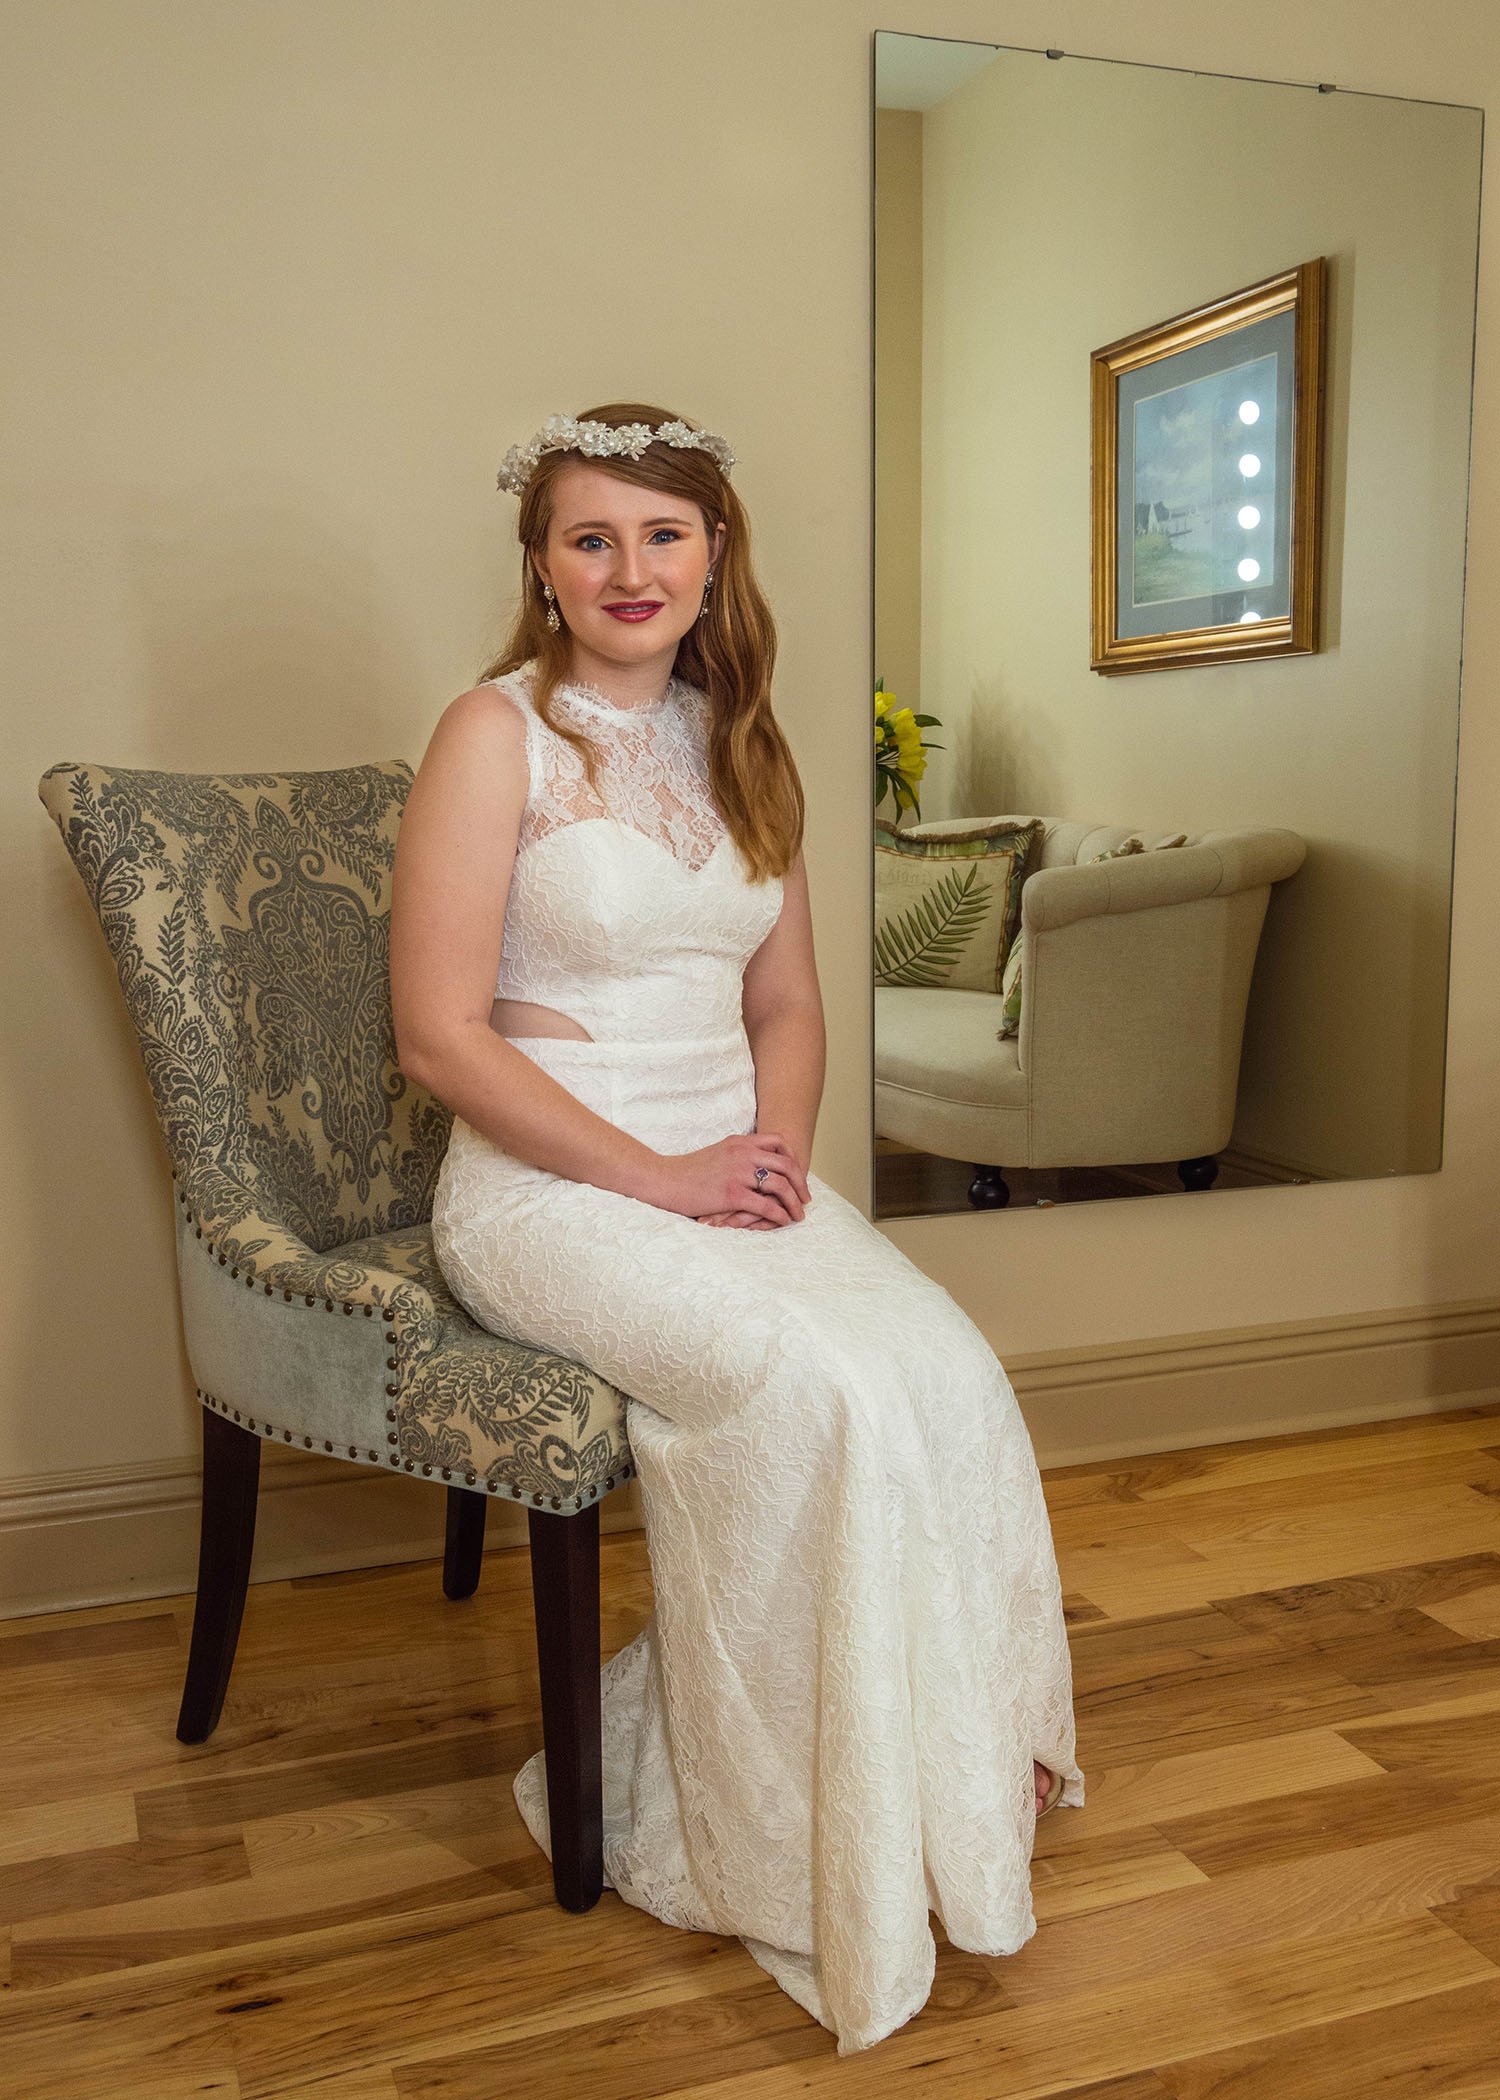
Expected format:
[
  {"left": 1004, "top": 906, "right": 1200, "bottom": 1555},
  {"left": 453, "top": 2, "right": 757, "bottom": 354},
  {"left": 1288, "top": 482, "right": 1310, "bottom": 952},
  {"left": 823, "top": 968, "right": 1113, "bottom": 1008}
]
[{"left": 496, "top": 413, "right": 736, "bottom": 495}]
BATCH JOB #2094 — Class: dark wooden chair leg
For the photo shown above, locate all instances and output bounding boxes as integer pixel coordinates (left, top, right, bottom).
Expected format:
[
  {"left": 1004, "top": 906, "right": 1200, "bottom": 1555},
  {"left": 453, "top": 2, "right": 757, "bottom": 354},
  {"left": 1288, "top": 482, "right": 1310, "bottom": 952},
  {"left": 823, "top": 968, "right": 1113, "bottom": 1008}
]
[
  {"left": 527, "top": 1502, "right": 604, "bottom": 1912},
  {"left": 176, "top": 1405, "right": 261, "bottom": 1743},
  {"left": 443, "top": 1484, "right": 488, "bottom": 1598}
]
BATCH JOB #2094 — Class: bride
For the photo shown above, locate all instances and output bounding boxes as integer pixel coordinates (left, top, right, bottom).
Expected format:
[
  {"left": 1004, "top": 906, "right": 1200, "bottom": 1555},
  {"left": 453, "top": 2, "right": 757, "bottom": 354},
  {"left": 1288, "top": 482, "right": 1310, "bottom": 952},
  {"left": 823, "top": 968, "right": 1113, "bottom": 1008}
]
[{"left": 389, "top": 401, "right": 1082, "bottom": 2054}]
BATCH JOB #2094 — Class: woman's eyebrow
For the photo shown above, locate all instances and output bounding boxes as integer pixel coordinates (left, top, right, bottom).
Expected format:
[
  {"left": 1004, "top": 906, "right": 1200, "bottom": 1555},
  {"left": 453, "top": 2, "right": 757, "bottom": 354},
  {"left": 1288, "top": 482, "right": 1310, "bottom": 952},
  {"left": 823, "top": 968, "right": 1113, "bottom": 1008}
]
[{"left": 560, "top": 515, "right": 696, "bottom": 532}]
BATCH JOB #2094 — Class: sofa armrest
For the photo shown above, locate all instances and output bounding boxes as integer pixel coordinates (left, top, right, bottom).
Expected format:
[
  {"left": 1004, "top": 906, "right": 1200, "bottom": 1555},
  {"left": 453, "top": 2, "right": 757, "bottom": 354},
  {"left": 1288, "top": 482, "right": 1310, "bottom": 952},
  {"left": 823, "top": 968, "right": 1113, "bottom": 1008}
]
[
  {"left": 1013, "top": 833, "right": 1303, "bottom": 1143},
  {"left": 1022, "top": 831, "right": 1305, "bottom": 934}
]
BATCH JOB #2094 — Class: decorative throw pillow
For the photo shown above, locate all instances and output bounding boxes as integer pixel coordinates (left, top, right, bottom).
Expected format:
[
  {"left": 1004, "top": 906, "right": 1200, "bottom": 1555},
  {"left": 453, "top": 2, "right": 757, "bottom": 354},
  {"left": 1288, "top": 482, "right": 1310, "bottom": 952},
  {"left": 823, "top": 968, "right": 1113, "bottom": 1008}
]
[
  {"left": 874, "top": 816, "right": 1043, "bottom": 993},
  {"left": 997, "top": 832, "right": 1189, "bottom": 1038}
]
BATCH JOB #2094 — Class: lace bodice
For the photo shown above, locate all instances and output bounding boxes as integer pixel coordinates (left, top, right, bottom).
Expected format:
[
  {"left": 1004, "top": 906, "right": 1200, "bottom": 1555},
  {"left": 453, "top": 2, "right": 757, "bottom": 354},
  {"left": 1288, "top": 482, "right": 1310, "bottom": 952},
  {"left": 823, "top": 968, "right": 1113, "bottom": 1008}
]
[
  {"left": 481, "top": 660, "right": 783, "bottom": 1045},
  {"left": 501, "top": 664, "right": 726, "bottom": 869}
]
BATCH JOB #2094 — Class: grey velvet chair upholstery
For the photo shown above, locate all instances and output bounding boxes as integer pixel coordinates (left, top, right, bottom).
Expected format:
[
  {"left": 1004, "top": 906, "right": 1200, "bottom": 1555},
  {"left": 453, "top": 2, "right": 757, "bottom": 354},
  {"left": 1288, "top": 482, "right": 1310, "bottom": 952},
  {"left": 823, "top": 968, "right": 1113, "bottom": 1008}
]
[{"left": 36, "top": 756, "right": 634, "bottom": 1910}]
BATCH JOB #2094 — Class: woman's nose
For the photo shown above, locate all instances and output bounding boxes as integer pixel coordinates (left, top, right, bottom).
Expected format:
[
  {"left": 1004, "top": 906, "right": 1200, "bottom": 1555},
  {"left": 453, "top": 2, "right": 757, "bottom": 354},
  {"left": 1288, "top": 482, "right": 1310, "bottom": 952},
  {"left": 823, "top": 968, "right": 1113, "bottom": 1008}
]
[{"left": 611, "top": 548, "right": 652, "bottom": 589}]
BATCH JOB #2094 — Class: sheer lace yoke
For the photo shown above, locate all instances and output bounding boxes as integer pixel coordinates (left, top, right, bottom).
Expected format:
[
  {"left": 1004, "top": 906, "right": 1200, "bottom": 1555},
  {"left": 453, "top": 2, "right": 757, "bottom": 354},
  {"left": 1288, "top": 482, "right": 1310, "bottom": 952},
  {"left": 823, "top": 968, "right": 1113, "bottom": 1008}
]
[{"left": 484, "top": 664, "right": 727, "bottom": 874}]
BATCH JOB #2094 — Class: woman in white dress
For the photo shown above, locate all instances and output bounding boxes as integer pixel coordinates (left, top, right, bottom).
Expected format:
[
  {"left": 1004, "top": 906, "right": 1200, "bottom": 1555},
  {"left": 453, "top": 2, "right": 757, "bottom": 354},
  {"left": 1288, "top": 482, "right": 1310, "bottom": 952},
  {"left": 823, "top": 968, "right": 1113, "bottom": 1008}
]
[{"left": 389, "top": 402, "right": 1082, "bottom": 2055}]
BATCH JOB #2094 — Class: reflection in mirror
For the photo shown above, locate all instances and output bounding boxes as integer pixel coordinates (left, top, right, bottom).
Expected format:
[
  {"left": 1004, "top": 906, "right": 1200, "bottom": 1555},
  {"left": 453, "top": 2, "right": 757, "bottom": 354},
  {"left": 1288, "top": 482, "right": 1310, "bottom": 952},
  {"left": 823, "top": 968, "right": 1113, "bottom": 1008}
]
[{"left": 872, "top": 33, "right": 1482, "bottom": 1221}]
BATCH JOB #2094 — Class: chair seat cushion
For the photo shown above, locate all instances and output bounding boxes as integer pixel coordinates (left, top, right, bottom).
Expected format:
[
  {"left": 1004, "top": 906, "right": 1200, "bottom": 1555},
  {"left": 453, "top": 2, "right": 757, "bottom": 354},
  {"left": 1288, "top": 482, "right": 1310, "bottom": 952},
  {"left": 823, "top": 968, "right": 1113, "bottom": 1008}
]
[
  {"left": 338, "top": 1223, "right": 633, "bottom": 1506},
  {"left": 873, "top": 986, "right": 1028, "bottom": 1104}
]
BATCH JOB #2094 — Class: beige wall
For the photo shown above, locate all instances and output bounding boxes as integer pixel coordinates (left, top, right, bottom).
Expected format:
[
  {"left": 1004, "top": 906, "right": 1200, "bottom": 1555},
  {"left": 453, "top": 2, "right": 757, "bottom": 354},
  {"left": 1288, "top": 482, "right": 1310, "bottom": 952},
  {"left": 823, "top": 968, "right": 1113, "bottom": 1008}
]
[
  {"left": 4, "top": 1, "right": 1498, "bottom": 1610},
  {"left": 881, "top": 54, "right": 1479, "bottom": 1179}
]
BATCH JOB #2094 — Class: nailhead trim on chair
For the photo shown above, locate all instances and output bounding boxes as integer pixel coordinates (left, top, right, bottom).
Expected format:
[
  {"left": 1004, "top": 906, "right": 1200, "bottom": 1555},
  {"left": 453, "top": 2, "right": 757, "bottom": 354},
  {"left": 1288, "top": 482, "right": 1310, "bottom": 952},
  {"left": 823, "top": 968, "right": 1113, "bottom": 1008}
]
[{"left": 194, "top": 1384, "right": 637, "bottom": 1505}]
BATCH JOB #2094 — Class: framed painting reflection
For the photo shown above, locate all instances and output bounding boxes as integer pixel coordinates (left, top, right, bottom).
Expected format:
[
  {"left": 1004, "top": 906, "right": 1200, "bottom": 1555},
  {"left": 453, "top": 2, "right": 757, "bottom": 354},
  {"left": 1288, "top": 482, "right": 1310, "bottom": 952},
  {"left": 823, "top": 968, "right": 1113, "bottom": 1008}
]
[{"left": 1090, "top": 258, "right": 1326, "bottom": 673}]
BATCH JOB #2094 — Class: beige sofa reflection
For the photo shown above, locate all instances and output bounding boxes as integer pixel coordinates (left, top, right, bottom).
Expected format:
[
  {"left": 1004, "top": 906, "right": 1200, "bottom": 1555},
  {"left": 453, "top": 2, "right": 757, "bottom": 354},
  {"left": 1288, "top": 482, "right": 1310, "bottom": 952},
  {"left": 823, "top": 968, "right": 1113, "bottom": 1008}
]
[{"left": 874, "top": 816, "right": 1307, "bottom": 1206}]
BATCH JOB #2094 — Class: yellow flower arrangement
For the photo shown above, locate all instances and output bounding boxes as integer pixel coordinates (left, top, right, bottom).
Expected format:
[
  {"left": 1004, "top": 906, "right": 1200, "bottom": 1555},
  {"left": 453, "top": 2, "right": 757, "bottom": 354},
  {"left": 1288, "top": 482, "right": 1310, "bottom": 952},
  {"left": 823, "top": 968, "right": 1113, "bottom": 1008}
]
[{"left": 875, "top": 677, "right": 944, "bottom": 822}]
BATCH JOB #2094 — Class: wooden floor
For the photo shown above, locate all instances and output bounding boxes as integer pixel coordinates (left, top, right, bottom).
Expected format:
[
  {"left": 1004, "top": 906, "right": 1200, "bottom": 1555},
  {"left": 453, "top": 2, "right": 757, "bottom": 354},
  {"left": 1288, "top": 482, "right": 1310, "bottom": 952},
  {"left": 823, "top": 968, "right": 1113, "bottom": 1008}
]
[{"left": 5, "top": 1397, "right": 1500, "bottom": 2098}]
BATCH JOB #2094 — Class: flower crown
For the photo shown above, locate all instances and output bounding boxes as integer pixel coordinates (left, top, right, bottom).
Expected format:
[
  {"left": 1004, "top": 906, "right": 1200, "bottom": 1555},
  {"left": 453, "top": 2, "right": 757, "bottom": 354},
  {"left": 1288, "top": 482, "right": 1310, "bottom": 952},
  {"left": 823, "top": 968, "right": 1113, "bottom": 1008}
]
[{"left": 496, "top": 413, "right": 737, "bottom": 495}]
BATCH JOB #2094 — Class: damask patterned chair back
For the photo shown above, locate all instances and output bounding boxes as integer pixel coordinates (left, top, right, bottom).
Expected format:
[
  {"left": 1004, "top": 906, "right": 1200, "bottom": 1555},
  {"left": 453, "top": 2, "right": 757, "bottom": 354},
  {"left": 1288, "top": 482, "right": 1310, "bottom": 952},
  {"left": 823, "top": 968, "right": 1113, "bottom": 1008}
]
[{"left": 37, "top": 760, "right": 451, "bottom": 1249}]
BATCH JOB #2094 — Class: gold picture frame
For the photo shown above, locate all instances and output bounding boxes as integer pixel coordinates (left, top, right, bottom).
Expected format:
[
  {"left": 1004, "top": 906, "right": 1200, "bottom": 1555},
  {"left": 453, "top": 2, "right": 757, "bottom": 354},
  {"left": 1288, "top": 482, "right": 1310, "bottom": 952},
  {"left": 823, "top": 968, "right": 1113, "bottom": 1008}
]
[{"left": 1090, "top": 258, "right": 1326, "bottom": 674}]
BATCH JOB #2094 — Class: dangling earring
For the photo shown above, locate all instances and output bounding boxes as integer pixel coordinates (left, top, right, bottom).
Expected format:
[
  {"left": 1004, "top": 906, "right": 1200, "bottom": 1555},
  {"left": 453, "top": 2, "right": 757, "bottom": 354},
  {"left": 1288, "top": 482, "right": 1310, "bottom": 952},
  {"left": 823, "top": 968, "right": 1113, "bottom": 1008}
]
[
  {"left": 697, "top": 568, "right": 715, "bottom": 621},
  {"left": 541, "top": 580, "right": 560, "bottom": 632}
]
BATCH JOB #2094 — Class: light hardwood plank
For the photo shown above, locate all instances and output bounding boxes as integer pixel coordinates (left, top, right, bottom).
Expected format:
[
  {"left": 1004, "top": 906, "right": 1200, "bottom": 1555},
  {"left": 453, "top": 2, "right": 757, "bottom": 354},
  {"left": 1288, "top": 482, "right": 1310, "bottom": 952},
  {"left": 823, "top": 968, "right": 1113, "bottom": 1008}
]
[
  {"left": 0, "top": 1791, "right": 138, "bottom": 1870},
  {"left": 1421, "top": 1581, "right": 1500, "bottom": 1640},
  {"left": 1036, "top": 1728, "right": 1386, "bottom": 1838},
  {"left": 1156, "top": 1970, "right": 1500, "bottom": 2098}
]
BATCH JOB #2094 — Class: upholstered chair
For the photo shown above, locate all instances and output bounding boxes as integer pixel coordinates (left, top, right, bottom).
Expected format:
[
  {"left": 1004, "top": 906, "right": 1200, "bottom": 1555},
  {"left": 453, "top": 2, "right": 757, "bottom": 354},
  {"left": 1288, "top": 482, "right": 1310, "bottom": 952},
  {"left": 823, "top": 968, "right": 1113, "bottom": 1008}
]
[
  {"left": 36, "top": 757, "right": 635, "bottom": 1911},
  {"left": 875, "top": 816, "right": 1307, "bottom": 1207}
]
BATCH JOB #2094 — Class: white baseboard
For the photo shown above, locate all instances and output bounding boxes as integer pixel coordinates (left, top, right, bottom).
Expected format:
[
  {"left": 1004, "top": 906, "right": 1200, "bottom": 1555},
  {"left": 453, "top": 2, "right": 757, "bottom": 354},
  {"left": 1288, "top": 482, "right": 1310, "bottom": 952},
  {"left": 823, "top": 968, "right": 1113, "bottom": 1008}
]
[
  {"left": 4, "top": 1296, "right": 1497, "bottom": 1619},
  {"left": 1012, "top": 1295, "right": 1500, "bottom": 1466}
]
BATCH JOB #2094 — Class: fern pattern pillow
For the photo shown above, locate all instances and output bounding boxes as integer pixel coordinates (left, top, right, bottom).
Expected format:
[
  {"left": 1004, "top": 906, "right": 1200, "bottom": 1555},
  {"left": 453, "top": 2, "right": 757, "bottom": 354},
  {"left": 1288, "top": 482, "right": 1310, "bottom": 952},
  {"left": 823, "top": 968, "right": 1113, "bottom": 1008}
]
[
  {"left": 997, "top": 832, "right": 1189, "bottom": 1038},
  {"left": 874, "top": 817, "right": 1042, "bottom": 993}
]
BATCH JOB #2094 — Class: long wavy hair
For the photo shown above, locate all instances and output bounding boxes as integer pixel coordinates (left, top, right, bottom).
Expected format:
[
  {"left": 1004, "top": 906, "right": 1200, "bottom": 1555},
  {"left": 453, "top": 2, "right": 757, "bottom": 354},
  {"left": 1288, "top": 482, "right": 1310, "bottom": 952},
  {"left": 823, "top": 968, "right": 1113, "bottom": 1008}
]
[{"left": 476, "top": 401, "right": 804, "bottom": 884}]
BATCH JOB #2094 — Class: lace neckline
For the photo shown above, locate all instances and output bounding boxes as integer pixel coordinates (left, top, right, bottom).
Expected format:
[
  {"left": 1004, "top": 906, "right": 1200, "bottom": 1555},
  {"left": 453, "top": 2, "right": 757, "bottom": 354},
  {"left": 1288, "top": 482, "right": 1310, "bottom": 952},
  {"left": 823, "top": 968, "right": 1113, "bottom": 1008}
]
[{"left": 550, "top": 668, "right": 686, "bottom": 723}]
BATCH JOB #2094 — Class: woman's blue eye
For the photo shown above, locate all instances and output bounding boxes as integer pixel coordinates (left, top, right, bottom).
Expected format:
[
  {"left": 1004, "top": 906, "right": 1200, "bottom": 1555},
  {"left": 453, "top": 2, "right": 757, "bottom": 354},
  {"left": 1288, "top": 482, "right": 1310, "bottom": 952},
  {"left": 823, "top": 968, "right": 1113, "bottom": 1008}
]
[{"left": 574, "top": 529, "right": 681, "bottom": 550}]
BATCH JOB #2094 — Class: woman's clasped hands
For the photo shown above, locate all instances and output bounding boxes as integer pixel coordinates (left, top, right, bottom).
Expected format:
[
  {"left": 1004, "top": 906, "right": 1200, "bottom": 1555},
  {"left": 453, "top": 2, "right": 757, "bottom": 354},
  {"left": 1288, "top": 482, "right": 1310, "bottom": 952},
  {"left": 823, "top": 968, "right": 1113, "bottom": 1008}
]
[{"left": 650, "top": 1131, "right": 811, "bottom": 1229}]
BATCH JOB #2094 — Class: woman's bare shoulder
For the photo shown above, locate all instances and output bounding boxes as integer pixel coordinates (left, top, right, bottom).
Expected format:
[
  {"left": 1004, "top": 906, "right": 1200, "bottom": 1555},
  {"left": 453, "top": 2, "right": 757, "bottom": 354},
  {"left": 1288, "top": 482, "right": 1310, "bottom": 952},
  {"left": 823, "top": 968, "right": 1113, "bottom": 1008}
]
[{"left": 429, "top": 676, "right": 530, "bottom": 752}]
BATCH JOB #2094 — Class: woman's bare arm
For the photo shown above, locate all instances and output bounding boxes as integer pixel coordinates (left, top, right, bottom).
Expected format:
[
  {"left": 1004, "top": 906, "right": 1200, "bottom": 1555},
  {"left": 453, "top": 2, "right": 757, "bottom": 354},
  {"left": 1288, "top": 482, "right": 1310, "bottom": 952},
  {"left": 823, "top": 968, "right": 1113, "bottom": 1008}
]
[
  {"left": 390, "top": 685, "right": 666, "bottom": 1202},
  {"left": 740, "top": 848, "right": 826, "bottom": 1176}
]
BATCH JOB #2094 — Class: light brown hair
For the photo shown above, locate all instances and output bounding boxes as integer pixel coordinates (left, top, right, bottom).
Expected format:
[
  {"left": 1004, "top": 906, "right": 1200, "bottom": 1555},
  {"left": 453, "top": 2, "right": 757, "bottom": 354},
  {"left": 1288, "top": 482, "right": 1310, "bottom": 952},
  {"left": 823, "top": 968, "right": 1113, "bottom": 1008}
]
[{"left": 476, "top": 401, "right": 804, "bottom": 883}]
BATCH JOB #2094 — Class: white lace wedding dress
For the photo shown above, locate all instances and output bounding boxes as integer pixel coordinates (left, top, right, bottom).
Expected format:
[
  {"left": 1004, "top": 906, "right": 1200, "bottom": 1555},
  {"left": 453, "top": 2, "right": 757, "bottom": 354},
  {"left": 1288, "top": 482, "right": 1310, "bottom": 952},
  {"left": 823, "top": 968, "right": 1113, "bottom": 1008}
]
[{"left": 429, "top": 658, "right": 1082, "bottom": 2054}]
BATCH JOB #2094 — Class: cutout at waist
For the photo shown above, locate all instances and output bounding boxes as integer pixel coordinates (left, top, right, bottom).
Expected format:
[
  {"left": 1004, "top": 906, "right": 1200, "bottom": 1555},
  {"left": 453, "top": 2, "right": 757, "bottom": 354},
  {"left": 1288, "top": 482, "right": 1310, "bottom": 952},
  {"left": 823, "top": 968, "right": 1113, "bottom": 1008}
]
[
  {"left": 488, "top": 996, "right": 595, "bottom": 1042},
  {"left": 489, "top": 1022, "right": 755, "bottom": 1063}
]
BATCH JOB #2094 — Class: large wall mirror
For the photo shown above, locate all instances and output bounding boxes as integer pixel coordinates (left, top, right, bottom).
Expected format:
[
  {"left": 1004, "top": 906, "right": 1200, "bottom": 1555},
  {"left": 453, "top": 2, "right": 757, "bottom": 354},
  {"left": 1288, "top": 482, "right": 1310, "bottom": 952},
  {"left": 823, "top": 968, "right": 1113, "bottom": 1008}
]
[{"left": 871, "top": 33, "right": 1483, "bottom": 1222}]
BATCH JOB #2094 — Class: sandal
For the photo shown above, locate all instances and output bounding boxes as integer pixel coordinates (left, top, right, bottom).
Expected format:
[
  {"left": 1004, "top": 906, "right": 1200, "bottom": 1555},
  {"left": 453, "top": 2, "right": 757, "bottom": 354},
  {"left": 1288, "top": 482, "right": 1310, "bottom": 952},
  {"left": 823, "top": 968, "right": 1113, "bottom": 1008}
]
[{"left": 1036, "top": 1763, "right": 1063, "bottom": 1817}]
